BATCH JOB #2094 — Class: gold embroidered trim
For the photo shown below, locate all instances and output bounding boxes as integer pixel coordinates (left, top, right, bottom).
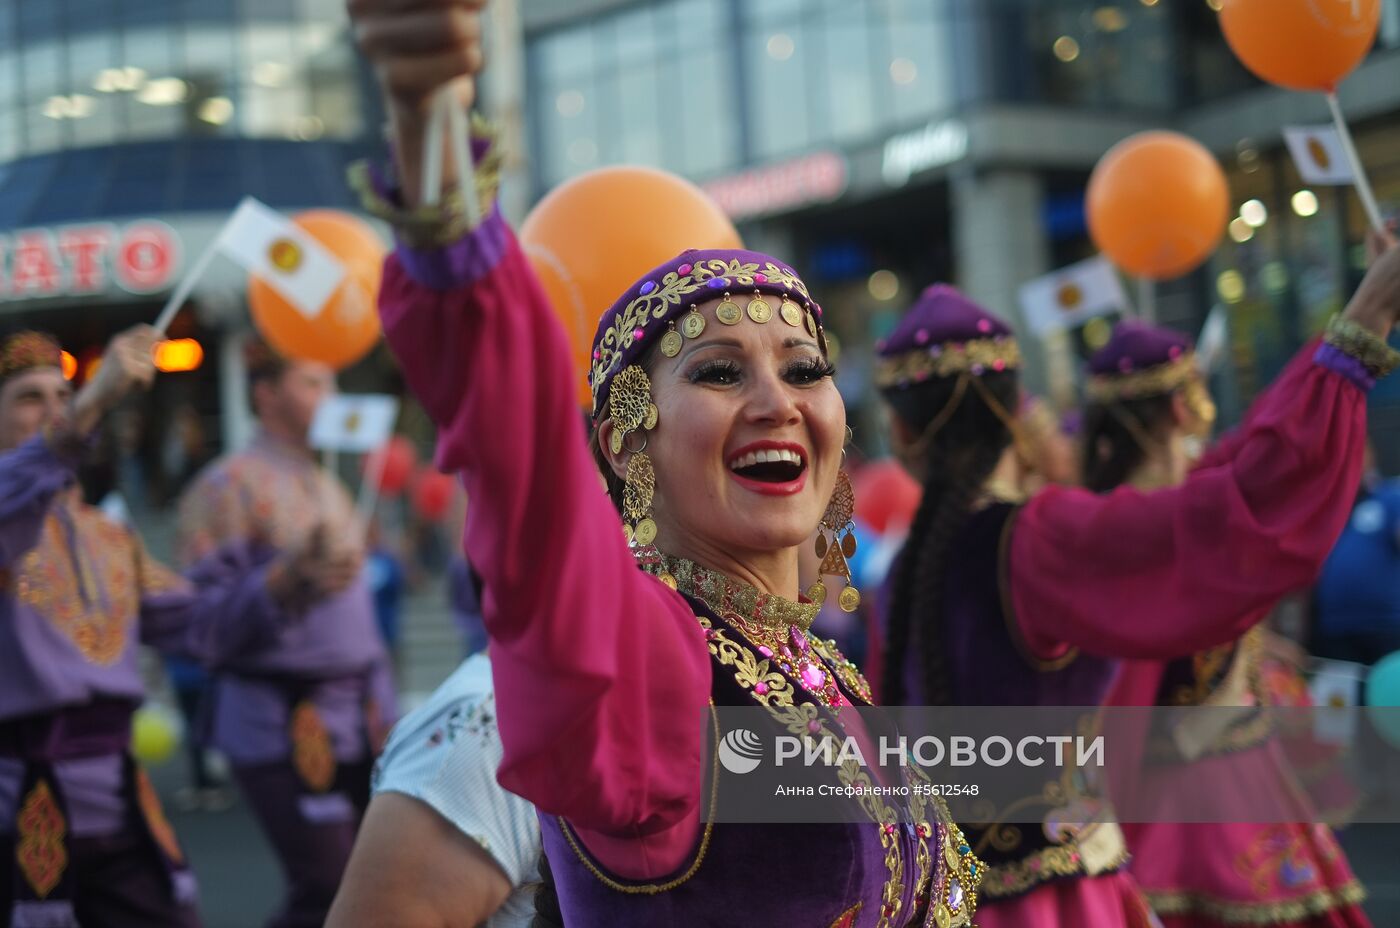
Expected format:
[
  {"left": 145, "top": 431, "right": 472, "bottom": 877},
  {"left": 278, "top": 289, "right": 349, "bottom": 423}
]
[
  {"left": 1144, "top": 879, "right": 1366, "bottom": 923},
  {"left": 16, "top": 779, "right": 66, "bottom": 899},
  {"left": 874, "top": 337, "right": 1022, "bottom": 389},
  {"left": 136, "top": 767, "right": 185, "bottom": 865},
  {"left": 659, "top": 555, "right": 819, "bottom": 633},
  {"left": 978, "top": 840, "right": 1131, "bottom": 900},
  {"left": 1324, "top": 315, "right": 1400, "bottom": 378},
  {"left": 809, "top": 634, "right": 874, "bottom": 705},
  {"left": 701, "top": 617, "right": 907, "bottom": 926},
  {"left": 346, "top": 114, "right": 503, "bottom": 248},
  {"left": 702, "top": 615, "right": 981, "bottom": 926},
  {"left": 290, "top": 701, "right": 336, "bottom": 793},
  {"left": 591, "top": 257, "right": 818, "bottom": 416},
  {"left": 997, "top": 509, "right": 1078, "bottom": 672},
  {"left": 1145, "top": 709, "right": 1273, "bottom": 763},
  {"left": 556, "top": 703, "right": 720, "bottom": 895},
  {"left": 15, "top": 509, "right": 141, "bottom": 666},
  {"left": 1085, "top": 352, "right": 1198, "bottom": 402}
]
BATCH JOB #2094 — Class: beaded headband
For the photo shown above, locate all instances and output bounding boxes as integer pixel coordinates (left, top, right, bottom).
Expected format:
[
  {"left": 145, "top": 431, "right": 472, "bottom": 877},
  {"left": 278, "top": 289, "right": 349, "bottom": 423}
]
[
  {"left": 1084, "top": 352, "right": 1199, "bottom": 403},
  {"left": 874, "top": 337, "right": 1022, "bottom": 389},
  {"left": 874, "top": 284, "right": 1021, "bottom": 390}
]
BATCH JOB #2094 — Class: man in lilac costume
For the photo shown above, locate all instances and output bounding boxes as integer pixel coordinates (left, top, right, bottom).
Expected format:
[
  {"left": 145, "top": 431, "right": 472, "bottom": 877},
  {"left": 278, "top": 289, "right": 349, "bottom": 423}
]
[
  {"left": 0, "top": 327, "right": 321, "bottom": 928},
  {"left": 177, "top": 337, "right": 397, "bottom": 928}
]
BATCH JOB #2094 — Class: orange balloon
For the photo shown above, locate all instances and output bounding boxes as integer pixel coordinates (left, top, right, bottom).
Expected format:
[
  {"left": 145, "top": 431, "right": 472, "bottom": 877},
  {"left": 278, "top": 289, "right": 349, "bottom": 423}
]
[
  {"left": 1219, "top": 0, "right": 1379, "bottom": 92},
  {"left": 248, "top": 210, "right": 386, "bottom": 370},
  {"left": 1087, "top": 131, "right": 1229, "bottom": 281},
  {"left": 519, "top": 166, "right": 743, "bottom": 409}
]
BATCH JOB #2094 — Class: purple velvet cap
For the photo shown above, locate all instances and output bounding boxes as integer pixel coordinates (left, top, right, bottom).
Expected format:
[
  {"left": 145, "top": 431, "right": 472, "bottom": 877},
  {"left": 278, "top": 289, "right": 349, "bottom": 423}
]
[
  {"left": 1087, "top": 321, "right": 1193, "bottom": 377},
  {"left": 588, "top": 248, "right": 823, "bottom": 418},
  {"left": 876, "top": 284, "right": 1014, "bottom": 359},
  {"left": 873, "top": 284, "right": 1020, "bottom": 389}
]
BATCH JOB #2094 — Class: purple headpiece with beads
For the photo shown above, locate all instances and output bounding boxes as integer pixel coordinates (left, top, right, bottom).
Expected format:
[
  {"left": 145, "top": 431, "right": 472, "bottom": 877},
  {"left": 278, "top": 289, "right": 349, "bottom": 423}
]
[
  {"left": 873, "top": 284, "right": 1021, "bottom": 390},
  {"left": 588, "top": 248, "right": 826, "bottom": 419},
  {"left": 1085, "top": 321, "right": 1196, "bottom": 402}
]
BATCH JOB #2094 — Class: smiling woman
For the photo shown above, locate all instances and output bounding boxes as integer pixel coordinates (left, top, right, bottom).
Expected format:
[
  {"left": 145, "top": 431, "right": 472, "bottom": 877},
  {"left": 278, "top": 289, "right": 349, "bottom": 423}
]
[
  {"left": 347, "top": 0, "right": 984, "bottom": 922},
  {"left": 588, "top": 251, "right": 844, "bottom": 570}
]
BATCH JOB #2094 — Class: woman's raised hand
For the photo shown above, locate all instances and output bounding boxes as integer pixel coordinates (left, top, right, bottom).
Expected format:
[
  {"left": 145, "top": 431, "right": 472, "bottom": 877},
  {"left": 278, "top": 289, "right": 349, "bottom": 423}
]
[
  {"left": 349, "top": 0, "right": 487, "bottom": 112},
  {"left": 348, "top": 0, "right": 487, "bottom": 202}
]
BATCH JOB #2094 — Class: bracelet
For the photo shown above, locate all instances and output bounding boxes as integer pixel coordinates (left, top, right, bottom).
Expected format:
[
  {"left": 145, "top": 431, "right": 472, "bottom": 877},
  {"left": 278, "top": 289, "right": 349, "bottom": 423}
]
[
  {"left": 1323, "top": 316, "right": 1400, "bottom": 378},
  {"left": 347, "top": 113, "right": 503, "bottom": 249}
]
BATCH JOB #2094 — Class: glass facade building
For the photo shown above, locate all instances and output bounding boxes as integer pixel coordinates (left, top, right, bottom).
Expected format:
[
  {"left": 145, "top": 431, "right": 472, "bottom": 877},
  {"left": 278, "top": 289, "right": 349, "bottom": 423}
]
[
  {"left": 0, "top": 0, "right": 364, "bottom": 161},
  {"left": 523, "top": 0, "right": 1400, "bottom": 464}
]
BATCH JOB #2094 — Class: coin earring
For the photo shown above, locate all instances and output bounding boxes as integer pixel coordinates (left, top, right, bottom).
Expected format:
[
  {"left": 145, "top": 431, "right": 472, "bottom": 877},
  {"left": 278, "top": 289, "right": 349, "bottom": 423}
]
[{"left": 808, "top": 470, "right": 860, "bottom": 612}]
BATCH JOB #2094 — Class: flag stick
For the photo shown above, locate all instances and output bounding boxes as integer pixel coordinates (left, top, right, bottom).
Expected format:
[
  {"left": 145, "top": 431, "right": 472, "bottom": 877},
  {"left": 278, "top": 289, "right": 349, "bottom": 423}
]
[
  {"left": 354, "top": 444, "right": 388, "bottom": 546},
  {"left": 446, "top": 93, "right": 482, "bottom": 228},
  {"left": 1326, "top": 91, "right": 1384, "bottom": 233},
  {"left": 153, "top": 242, "right": 219, "bottom": 335},
  {"left": 420, "top": 83, "right": 479, "bottom": 224}
]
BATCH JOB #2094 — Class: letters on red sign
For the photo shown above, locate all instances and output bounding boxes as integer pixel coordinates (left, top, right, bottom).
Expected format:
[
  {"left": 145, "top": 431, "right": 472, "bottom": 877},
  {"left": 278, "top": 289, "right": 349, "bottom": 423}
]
[
  {"left": 58, "top": 225, "right": 114, "bottom": 294},
  {"left": 10, "top": 231, "right": 62, "bottom": 296},
  {"left": 0, "top": 221, "right": 179, "bottom": 300}
]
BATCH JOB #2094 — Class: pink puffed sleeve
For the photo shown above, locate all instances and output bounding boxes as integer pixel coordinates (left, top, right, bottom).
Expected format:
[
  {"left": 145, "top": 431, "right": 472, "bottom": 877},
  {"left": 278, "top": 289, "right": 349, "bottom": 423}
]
[
  {"left": 377, "top": 207, "right": 711, "bottom": 879},
  {"left": 1008, "top": 342, "right": 1369, "bottom": 662}
]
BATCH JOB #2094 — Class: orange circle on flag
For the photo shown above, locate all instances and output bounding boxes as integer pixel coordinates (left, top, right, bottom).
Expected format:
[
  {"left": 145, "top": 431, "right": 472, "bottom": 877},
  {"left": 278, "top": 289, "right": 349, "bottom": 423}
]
[
  {"left": 268, "top": 238, "right": 304, "bottom": 272},
  {"left": 1056, "top": 283, "right": 1084, "bottom": 311},
  {"left": 248, "top": 211, "right": 385, "bottom": 371},
  {"left": 1218, "top": 0, "right": 1380, "bottom": 92},
  {"left": 1307, "top": 137, "right": 1332, "bottom": 170}
]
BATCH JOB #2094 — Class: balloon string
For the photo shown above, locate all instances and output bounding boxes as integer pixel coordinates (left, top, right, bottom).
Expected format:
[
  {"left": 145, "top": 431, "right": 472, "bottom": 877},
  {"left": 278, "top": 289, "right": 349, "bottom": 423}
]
[
  {"left": 1136, "top": 276, "right": 1156, "bottom": 324},
  {"left": 1326, "top": 91, "right": 1384, "bottom": 233}
]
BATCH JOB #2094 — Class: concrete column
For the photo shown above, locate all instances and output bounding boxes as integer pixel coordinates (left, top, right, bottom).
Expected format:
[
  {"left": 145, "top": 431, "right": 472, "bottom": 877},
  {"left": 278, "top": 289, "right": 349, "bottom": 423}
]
[
  {"left": 951, "top": 166, "right": 1064, "bottom": 401},
  {"left": 218, "top": 329, "right": 254, "bottom": 454}
]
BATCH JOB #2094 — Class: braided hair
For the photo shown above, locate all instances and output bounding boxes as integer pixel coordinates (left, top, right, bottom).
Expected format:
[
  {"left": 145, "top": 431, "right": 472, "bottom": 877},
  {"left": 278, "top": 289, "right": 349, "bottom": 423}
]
[
  {"left": 530, "top": 849, "right": 564, "bottom": 928},
  {"left": 880, "top": 369, "right": 1019, "bottom": 706},
  {"left": 1080, "top": 393, "right": 1175, "bottom": 494}
]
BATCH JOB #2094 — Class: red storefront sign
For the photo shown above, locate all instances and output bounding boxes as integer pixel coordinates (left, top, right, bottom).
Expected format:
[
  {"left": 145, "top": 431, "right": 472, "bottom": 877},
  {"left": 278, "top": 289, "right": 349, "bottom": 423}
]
[
  {"left": 703, "top": 151, "right": 848, "bottom": 221},
  {"left": 0, "top": 221, "right": 181, "bottom": 301}
]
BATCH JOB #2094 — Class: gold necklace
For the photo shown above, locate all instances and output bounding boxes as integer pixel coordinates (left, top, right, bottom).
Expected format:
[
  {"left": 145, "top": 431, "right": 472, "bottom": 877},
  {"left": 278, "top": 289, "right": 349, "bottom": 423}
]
[{"left": 642, "top": 552, "right": 846, "bottom": 707}]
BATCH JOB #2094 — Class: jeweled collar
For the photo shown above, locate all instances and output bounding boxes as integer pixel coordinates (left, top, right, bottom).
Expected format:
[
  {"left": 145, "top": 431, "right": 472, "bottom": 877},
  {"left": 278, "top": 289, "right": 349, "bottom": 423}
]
[{"left": 643, "top": 552, "right": 818, "bottom": 633}]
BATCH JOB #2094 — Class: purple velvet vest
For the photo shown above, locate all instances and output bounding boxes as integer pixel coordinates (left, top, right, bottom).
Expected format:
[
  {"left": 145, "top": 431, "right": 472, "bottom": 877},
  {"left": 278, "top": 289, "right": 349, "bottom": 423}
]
[
  {"left": 539, "top": 592, "right": 974, "bottom": 928},
  {"left": 885, "top": 503, "right": 1123, "bottom": 901}
]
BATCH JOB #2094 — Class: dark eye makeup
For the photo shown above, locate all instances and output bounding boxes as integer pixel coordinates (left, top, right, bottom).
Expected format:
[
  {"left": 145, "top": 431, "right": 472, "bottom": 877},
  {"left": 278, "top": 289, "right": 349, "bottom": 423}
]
[{"left": 685, "top": 356, "right": 835, "bottom": 386}]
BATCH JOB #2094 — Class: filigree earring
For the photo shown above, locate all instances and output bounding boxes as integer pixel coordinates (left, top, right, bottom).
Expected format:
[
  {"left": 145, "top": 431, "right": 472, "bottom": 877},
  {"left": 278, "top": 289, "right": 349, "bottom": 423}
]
[{"left": 609, "top": 365, "right": 660, "bottom": 546}]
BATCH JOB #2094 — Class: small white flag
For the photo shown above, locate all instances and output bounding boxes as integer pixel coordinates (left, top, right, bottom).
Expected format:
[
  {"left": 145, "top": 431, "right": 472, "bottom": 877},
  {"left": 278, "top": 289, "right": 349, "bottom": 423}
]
[
  {"left": 1196, "top": 305, "right": 1228, "bottom": 375},
  {"left": 216, "top": 197, "right": 346, "bottom": 319},
  {"left": 1283, "top": 126, "right": 1354, "bottom": 185},
  {"left": 1018, "top": 255, "right": 1128, "bottom": 337},
  {"left": 1310, "top": 659, "right": 1365, "bottom": 746},
  {"left": 309, "top": 394, "right": 399, "bottom": 453}
]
